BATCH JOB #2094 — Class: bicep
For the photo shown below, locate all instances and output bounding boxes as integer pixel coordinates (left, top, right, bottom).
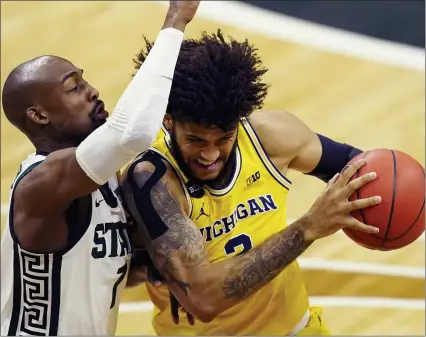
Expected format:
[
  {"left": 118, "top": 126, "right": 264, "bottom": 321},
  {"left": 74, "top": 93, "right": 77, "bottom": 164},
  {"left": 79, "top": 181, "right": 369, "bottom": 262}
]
[
  {"left": 250, "top": 110, "right": 323, "bottom": 174},
  {"left": 288, "top": 129, "right": 322, "bottom": 173},
  {"left": 121, "top": 159, "right": 208, "bottom": 297},
  {"left": 17, "top": 148, "right": 100, "bottom": 217}
]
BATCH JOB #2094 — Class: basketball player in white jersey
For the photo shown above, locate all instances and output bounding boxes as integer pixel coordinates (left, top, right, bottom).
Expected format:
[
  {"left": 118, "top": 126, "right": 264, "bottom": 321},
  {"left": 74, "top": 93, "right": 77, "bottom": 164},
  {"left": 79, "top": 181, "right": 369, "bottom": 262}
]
[{"left": 0, "top": 1, "right": 200, "bottom": 335}]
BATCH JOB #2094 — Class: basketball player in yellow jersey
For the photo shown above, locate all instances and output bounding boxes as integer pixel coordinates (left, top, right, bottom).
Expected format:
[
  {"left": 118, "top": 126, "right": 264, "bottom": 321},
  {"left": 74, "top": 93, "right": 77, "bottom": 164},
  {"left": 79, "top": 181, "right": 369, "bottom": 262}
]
[{"left": 121, "top": 30, "right": 381, "bottom": 336}]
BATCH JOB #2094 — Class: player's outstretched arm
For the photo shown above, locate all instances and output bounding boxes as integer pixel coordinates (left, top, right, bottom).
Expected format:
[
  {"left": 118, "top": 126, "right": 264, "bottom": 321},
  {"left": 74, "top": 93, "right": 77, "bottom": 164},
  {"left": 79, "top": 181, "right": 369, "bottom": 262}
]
[
  {"left": 121, "top": 154, "right": 380, "bottom": 323},
  {"left": 13, "top": 0, "right": 200, "bottom": 252},
  {"left": 248, "top": 110, "right": 363, "bottom": 182}
]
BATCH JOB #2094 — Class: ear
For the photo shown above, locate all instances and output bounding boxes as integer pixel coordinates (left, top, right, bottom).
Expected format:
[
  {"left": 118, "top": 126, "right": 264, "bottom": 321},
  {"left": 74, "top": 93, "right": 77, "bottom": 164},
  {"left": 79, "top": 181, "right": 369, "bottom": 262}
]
[
  {"left": 26, "top": 107, "right": 49, "bottom": 125},
  {"left": 163, "top": 114, "right": 173, "bottom": 131}
]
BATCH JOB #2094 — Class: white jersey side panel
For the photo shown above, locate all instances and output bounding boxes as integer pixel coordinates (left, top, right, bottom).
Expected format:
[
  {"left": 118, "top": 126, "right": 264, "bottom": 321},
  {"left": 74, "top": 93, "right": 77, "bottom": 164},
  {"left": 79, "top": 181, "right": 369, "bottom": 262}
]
[{"left": 1, "top": 153, "right": 132, "bottom": 335}]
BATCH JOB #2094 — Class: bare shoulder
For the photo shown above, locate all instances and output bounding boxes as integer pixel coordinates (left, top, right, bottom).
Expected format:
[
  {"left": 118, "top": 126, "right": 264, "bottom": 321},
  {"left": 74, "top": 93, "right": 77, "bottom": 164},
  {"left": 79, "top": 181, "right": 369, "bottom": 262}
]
[
  {"left": 247, "top": 110, "right": 314, "bottom": 163},
  {"left": 15, "top": 148, "right": 78, "bottom": 216},
  {"left": 12, "top": 148, "right": 85, "bottom": 252}
]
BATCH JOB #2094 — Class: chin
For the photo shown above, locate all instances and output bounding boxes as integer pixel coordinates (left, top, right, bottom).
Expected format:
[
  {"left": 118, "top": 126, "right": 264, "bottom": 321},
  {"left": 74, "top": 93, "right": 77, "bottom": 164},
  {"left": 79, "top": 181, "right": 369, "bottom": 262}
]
[
  {"left": 92, "top": 118, "right": 106, "bottom": 129},
  {"left": 193, "top": 169, "right": 221, "bottom": 182}
]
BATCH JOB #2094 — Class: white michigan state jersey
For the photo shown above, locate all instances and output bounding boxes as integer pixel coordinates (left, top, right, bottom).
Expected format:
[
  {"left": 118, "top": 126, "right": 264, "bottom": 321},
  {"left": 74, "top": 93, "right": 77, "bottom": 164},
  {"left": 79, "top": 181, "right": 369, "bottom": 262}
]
[{"left": 1, "top": 152, "right": 132, "bottom": 335}]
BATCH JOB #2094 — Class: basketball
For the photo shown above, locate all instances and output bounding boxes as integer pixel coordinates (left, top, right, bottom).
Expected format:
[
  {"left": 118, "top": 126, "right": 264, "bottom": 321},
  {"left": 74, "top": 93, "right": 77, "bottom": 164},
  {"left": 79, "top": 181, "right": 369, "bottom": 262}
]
[{"left": 343, "top": 149, "right": 425, "bottom": 251}]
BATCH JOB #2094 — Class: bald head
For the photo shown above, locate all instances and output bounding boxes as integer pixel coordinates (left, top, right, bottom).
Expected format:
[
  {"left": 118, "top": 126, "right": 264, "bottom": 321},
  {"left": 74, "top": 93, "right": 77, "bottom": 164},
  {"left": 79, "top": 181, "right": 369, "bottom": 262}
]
[
  {"left": 2, "top": 55, "right": 73, "bottom": 130},
  {"left": 2, "top": 55, "right": 104, "bottom": 149}
]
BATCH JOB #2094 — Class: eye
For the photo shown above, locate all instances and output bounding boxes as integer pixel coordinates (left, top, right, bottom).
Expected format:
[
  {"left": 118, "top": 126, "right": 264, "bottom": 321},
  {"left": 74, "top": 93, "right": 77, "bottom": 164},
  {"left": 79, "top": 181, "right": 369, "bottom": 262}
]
[
  {"left": 187, "top": 136, "right": 203, "bottom": 142},
  {"left": 68, "top": 84, "right": 80, "bottom": 93},
  {"left": 220, "top": 135, "right": 234, "bottom": 142}
]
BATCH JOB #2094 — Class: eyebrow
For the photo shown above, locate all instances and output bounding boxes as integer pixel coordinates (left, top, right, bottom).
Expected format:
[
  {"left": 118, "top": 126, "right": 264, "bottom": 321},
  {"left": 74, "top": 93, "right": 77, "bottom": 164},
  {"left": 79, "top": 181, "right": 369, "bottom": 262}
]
[
  {"left": 186, "top": 132, "right": 234, "bottom": 140},
  {"left": 61, "top": 69, "right": 83, "bottom": 83},
  {"left": 187, "top": 134, "right": 204, "bottom": 140}
]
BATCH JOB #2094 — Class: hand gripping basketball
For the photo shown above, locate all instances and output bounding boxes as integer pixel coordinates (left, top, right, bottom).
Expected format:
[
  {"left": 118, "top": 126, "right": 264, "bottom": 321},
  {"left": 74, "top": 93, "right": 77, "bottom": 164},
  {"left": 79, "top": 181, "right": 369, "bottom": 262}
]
[{"left": 302, "top": 159, "right": 381, "bottom": 241}]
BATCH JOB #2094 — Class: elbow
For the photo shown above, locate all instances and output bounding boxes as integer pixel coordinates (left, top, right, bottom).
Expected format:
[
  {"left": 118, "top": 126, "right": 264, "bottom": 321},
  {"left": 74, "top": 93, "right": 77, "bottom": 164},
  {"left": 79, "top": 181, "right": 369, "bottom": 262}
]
[
  {"left": 119, "top": 127, "right": 156, "bottom": 154},
  {"left": 192, "top": 307, "right": 216, "bottom": 324},
  {"left": 188, "top": 298, "right": 221, "bottom": 323},
  {"left": 118, "top": 96, "right": 168, "bottom": 153}
]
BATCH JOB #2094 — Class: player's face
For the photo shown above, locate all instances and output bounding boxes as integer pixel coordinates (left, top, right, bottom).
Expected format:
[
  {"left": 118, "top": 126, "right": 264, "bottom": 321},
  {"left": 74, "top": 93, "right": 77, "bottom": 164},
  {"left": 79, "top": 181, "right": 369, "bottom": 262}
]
[
  {"left": 170, "top": 120, "right": 238, "bottom": 181},
  {"left": 32, "top": 60, "right": 108, "bottom": 145}
]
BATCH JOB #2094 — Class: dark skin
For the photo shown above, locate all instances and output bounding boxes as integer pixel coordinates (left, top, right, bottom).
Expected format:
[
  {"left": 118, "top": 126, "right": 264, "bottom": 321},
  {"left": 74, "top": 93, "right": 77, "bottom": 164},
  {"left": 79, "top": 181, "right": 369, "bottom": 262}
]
[
  {"left": 1, "top": 0, "right": 201, "bottom": 257},
  {"left": 2, "top": 55, "right": 108, "bottom": 253}
]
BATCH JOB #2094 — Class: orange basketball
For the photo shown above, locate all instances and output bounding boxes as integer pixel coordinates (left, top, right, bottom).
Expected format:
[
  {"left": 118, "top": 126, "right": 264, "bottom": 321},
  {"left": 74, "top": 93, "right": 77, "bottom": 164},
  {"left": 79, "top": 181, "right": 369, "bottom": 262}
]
[{"left": 343, "top": 149, "right": 425, "bottom": 251}]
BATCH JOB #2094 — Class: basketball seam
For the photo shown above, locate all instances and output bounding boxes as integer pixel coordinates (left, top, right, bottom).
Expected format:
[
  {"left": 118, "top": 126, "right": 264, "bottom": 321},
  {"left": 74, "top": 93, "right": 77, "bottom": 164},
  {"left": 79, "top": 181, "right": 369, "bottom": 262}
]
[
  {"left": 386, "top": 162, "right": 425, "bottom": 241},
  {"left": 380, "top": 150, "right": 397, "bottom": 247},
  {"left": 344, "top": 227, "right": 381, "bottom": 250},
  {"left": 354, "top": 151, "right": 384, "bottom": 246}
]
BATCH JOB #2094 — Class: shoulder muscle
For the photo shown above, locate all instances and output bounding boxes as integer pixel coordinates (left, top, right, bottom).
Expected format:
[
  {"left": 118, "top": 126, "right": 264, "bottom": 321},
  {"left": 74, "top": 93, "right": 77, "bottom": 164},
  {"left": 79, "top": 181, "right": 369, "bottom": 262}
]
[
  {"left": 248, "top": 110, "right": 321, "bottom": 173},
  {"left": 15, "top": 147, "right": 99, "bottom": 218}
]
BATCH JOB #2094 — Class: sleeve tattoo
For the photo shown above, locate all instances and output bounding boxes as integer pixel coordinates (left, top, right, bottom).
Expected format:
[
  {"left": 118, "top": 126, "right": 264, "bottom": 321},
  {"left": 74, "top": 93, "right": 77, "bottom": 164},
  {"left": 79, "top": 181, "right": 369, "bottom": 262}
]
[
  {"left": 221, "top": 227, "right": 310, "bottom": 299},
  {"left": 130, "top": 165, "right": 312, "bottom": 301},
  {"left": 131, "top": 166, "right": 206, "bottom": 295}
]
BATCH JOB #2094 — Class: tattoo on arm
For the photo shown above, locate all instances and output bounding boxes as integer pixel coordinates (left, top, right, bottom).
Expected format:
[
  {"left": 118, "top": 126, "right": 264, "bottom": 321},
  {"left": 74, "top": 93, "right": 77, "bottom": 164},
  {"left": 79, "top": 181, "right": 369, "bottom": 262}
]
[
  {"left": 128, "top": 161, "right": 312, "bottom": 311},
  {"left": 221, "top": 227, "right": 312, "bottom": 300},
  {"left": 131, "top": 165, "right": 207, "bottom": 295}
]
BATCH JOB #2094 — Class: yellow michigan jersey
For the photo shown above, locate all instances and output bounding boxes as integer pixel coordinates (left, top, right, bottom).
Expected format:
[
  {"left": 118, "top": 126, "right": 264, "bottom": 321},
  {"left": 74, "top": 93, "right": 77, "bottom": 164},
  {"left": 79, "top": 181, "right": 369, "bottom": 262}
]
[{"left": 146, "top": 118, "right": 328, "bottom": 335}]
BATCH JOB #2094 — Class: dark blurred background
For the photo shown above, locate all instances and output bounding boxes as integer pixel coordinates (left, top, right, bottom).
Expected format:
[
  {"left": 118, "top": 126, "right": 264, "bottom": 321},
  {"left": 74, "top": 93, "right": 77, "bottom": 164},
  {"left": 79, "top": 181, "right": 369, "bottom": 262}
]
[{"left": 241, "top": 0, "right": 425, "bottom": 47}]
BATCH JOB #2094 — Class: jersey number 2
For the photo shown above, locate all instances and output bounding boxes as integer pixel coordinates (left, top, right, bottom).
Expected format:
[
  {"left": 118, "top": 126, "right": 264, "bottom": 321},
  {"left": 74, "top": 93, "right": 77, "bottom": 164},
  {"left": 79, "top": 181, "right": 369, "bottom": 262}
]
[
  {"left": 110, "top": 262, "right": 128, "bottom": 309},
  {"left": 224, "top": 233, "right": 253, "bottom": 256}
]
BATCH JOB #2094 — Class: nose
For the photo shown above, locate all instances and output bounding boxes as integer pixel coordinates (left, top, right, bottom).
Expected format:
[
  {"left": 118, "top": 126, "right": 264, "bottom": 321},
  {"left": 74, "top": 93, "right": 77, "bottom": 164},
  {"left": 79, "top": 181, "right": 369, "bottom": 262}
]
[
  {"left": 87, "top": 85, "right": 99, "bottom": 101},
  {"left": 200, "top": 146, "right": 219, "bottom": 163}
]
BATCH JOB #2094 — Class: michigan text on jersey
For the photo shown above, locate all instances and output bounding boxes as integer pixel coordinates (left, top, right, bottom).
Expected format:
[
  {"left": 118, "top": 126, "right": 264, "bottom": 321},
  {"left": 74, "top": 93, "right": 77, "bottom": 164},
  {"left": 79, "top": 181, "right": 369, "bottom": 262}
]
[{"left": 199, "top": 194, "right": 278, "bottom": 242}]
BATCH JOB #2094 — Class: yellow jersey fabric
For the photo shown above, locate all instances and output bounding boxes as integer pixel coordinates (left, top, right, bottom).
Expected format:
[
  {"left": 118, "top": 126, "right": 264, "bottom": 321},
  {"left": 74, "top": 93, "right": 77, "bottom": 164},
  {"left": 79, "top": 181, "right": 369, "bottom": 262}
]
[
  {"left": 146, "top": 118, "right": 310, "bottom": 335},
  {"left": 297, "top": 307, "right": 330, "bottom": 336}
]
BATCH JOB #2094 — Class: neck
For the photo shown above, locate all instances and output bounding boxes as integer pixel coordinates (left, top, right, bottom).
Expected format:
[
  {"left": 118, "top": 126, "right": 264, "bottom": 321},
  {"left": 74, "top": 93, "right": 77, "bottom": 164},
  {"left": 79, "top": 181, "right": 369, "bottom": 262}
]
[{"left": 32, "top": 137, "right": 77, "bottom": 155}]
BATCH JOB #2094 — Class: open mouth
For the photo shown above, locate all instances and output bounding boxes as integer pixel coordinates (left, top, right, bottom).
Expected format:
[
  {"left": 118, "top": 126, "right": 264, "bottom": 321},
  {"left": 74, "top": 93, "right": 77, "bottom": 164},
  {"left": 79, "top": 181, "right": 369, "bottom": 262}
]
[{"left": 195, "top": 160, "right": 219, "bottom": 171}]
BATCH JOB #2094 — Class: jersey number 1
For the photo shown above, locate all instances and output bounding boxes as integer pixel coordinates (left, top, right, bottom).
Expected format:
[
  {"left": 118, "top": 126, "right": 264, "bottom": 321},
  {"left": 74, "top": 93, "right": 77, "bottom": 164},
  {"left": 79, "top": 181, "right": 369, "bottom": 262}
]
[
  {"left": 110, "top": 262, "right": 128, "bottom": 309},
  {"left": 224, "top": 233, "right": 253, "bottom": 256}
]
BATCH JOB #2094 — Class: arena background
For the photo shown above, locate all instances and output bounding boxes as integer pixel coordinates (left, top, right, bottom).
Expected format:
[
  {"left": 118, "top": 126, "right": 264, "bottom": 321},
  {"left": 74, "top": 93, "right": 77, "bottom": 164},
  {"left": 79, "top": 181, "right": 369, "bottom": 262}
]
[{"left": 1, "top": 1, "right": 424, "bottom": 335}]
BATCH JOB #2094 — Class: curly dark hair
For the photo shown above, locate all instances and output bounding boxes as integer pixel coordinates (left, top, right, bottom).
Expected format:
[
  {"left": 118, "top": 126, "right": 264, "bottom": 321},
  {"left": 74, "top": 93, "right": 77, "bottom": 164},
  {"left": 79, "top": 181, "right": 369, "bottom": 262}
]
[{"left": 133, "top": 29, "right": 269, "bottom": 131}]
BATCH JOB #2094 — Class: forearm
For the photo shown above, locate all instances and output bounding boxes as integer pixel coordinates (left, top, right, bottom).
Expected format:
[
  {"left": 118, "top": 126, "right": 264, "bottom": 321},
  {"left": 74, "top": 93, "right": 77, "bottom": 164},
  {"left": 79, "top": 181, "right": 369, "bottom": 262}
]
[
  {"left": 75, "top": 27, "right": 184, "bottom": 185},
  {"left": 126, "top": 265, "right": 148, "bottom": 288},
  {"left": 117, "top": 26, "right": 184, "bottom": 153},
  {"left": 183, "top": 218, "right": 312, "bottom": 319}
]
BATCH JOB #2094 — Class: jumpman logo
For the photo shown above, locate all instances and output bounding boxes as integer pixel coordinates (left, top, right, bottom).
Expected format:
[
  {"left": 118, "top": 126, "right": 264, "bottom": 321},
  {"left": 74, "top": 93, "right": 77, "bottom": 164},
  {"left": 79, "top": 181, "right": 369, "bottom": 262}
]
[{"left": 196, "top": 203, "right": 209, "bottom": 220}]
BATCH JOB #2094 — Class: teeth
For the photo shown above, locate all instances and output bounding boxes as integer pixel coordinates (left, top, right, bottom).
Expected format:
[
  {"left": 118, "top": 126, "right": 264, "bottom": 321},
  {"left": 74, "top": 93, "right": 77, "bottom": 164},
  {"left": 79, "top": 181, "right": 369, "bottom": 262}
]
[{"left": 197, "top": 160, "right": 215, "bottom": 166}]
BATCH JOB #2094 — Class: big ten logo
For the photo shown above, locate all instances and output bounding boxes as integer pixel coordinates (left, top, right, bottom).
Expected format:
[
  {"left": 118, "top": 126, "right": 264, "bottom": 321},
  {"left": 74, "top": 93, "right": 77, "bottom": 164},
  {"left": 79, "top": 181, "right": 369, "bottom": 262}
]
[
  {"left": 187, "top": 181, "right": 205, "bottom": 198},
  {"left": 91, "top": 221, "right": 132, "bottom": 259},
  {"left": 246, "top": 171, "right": 260, "bottom": 187}
]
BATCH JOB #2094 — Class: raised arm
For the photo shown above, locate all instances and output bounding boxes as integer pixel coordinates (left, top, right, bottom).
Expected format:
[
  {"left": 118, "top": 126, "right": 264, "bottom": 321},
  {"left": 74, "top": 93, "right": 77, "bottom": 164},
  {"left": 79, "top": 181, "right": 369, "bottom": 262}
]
[
  {"left": 13, "top": 1, "right": 200, "bottom": 252},
  {"left": 121, "top": 152, "right": 380, "bottom": 323}
]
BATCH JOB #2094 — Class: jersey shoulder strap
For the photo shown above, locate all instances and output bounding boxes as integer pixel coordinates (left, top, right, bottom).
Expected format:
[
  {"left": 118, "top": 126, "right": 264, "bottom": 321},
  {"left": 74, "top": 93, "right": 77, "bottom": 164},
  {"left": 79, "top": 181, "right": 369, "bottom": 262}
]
[{"left": 11, "top": 153, "right": 46, "bottom": 190}]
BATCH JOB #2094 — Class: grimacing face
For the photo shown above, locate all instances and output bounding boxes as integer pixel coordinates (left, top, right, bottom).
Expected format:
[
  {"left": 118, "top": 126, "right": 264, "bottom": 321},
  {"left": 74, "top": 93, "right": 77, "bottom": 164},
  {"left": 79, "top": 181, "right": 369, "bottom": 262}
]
[{"left": 168, "top": 120, "right": 238, "bottom": 182}]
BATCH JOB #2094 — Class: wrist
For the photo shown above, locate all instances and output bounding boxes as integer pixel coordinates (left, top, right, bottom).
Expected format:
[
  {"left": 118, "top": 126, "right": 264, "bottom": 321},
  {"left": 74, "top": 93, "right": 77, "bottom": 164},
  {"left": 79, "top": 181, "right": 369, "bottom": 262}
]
[
  {"left": 291, "top": 215, "right": 316, "bottom": 242},
  {"left": 162, "top": 14, "right": 187, "bottom": 32}
]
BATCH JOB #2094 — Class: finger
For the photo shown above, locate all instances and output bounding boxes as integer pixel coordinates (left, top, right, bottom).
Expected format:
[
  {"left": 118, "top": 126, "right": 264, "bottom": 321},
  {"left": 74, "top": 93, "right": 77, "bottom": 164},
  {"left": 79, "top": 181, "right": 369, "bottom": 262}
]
[
  {"left": 346, "top": 196, "right": 382, "bottom": 212},
  {"left": 336, "top": 159, "right": 367, "bottom": 187},
  {"left": 343, "top": 218, "right": 380, "bottom": 234},
  {"left": 343, "top": 172, "right": 377, "bottom": 196},
  {"left": 170, "top": 293, "right": 180, "bottom": 325},
  {"left": 151, "top": 281, "right": 163, "bottom": 288},
  {"left": 327, "top": 173, "right": 340, "bottom": 187},
  {"left": 187, "top": 312, "right": 195, "bottom": 326}
]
